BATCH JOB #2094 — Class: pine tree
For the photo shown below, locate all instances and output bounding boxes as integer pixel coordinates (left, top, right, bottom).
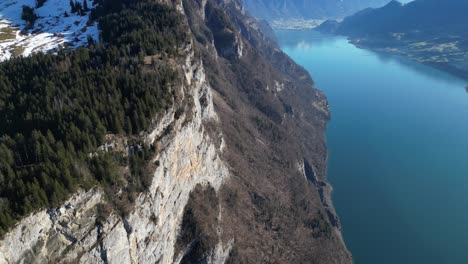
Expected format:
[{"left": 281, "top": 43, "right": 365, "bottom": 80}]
[
  {"left": 124, "top": 116, "right": 133, "bottom": 134},
  {"left": 83, "top": 0, "right": 89, "bottom": 12},
  {"left": 36, "top": 0, "right": 47, "bottom": 8},
  {"left": 69, "top": 0, "right": 76, "bottom": 13},
  {"left": 75, "top": 2, "right": 83, "bottom": 16},
  {"left": 87, "top": 34, "right": 95, "bottom": 46}
]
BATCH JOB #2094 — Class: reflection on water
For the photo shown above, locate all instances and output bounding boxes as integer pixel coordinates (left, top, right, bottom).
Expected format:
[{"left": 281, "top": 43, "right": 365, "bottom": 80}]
[{"left": 277, "top": 29, "right": 468, "bottom": 264}]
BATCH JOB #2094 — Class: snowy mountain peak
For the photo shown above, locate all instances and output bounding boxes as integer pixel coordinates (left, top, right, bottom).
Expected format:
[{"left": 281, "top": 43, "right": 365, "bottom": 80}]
[{"left": 0, "top": 0, "right": 98, "bottom": 61}]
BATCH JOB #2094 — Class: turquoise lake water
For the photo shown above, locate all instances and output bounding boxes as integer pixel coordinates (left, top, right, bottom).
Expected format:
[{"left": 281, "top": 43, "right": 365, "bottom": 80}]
[{"left": 277, "top": 30, "right": 468, "bottom": 264}]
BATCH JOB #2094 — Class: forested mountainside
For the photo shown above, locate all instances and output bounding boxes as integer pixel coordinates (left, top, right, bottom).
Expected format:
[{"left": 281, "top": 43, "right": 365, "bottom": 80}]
[
  {"left": 0, "top": 0, "right": 351, "bottom": 263},
  {"left": 318, "top": 0, "right": 468, "bottom": 80},
  {"left": 0, "top": 0, "right": 186, "bottom": 236},
  {"left": 243, "top": 0, "right": 389, "bottom": 21}
]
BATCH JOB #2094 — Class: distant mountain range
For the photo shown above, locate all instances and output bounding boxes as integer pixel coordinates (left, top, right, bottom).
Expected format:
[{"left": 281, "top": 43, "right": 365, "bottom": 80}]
[
  {"left": 318, "top": 0, "right": 468, "bottom": 80},
  {"left": 243, "top": 0, "right": 391, "bottom": 21},
  {"left": 336, "top": 0, "right": 468, "bottom": 37}
]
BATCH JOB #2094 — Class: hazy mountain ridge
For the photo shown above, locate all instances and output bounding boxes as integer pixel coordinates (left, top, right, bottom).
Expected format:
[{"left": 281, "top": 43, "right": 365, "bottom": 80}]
[
  {"left": 243, "top": 0, "right": 390, "bottom": 22},
  {"left": 318, "top": 0, "right": 468, "bottom": 80},
  {"left": 338, "top": 0, "right": 468, "bottom": 36}
]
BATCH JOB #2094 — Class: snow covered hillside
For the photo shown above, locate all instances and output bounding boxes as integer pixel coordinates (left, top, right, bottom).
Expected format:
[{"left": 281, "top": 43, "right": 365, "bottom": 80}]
[{"left": 0, "top": 0, "right": 98, "bottom": 61}]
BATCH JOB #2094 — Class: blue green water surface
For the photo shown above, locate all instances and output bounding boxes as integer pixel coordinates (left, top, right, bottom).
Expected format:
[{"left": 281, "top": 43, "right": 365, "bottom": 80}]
[{"left": 277, "top": 30, "right": 468, "bottom": 264}]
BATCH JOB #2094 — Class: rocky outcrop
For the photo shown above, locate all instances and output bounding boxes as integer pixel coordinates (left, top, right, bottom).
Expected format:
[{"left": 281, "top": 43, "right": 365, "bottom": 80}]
[
  {"left": 0, "top": 38, "right": 231, "bottom": 263},
  {"left": 0, "top": 0, "right": 352, "bottom": 263}
]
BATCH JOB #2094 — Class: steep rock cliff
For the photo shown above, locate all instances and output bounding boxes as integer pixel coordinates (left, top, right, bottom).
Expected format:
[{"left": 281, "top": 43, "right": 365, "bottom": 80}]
[{"left": 0, "top": 0, "right": 351, "bottom": 263}]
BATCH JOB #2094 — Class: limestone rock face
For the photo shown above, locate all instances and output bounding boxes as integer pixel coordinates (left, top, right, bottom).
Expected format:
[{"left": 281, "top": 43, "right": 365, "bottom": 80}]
[
  {"left": 0, "top": 38, "right": 230, "bottom": 264},
  {"left": 0, "top": 188, "right": 104, "bottom": 264}
]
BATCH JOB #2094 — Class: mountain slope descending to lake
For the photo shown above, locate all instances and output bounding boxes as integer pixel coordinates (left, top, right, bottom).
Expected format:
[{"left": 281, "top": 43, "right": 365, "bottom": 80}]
[
  {"left": 0, "top": 0, "right": 351, "bottom": 263},
  {"left": 318, "top": 0, "right": 468, "bottom": 80}
]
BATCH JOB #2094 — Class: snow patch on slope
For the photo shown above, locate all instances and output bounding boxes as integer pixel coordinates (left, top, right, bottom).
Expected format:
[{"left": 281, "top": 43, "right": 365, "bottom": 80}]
[{"left": 0, "top": 0, "right": 98, "bottom": 61}]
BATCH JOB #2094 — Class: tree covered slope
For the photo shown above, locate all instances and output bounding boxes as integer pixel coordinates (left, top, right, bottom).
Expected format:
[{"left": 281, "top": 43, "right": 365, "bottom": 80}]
[{"left": 0, "top": 0, "right": 187, "bottom": 235}]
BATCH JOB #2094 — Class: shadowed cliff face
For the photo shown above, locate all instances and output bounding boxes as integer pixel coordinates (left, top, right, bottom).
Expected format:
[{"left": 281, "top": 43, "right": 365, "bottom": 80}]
[
  {"left": 0, "top": 0, "right": 351, "bottom": 263},
  {"left": 180, "top": 0, "right": 351, "bottom": 263}
]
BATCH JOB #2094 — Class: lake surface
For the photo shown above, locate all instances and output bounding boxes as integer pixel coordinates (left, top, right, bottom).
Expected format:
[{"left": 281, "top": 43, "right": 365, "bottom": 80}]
[{"left": 277, "top": 30, "right": 468, "bottom": 264}]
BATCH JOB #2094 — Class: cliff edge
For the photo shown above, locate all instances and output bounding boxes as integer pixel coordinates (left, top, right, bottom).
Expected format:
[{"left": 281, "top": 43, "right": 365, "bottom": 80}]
[{"left": 0, "top": 0, "right": 351, "bottom": 263}]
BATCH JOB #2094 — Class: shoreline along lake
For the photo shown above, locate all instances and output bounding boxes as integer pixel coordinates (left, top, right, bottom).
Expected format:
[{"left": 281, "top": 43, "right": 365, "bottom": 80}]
[{"left": 277, "top": 29, "right": 468, "bottom": 263}]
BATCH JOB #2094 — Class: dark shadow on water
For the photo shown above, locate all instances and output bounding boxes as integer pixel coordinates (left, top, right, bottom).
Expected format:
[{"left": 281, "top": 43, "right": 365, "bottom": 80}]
[
  {"left": 337, "top": 176, "right": 447, "bottom": 264},
  {"left": 370, "top": 49, "right": 466, "bottom": 86}
]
